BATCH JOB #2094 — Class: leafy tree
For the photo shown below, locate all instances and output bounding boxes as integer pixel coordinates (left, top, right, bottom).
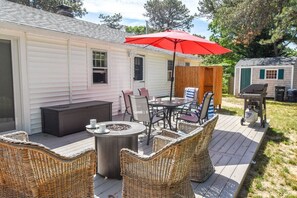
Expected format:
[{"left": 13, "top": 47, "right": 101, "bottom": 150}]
[
  {"left": 144, "top": 0, "right": 195, "bottom": 31},
  {"left": 8, "top": 0, "right": 87, "bottom": 17},
  {"left": 125, "top": 26, "right": 147, "bottom": 35},
  {"left": 197, "top": 0, "right": 297, "bottom": 56},
  {"left": 98, "top": 13, "right": 123, "bottom": 30}
]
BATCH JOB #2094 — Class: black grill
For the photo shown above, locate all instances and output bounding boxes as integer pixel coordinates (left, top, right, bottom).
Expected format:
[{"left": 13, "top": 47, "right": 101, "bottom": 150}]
[{"left": 240, "top": 84, "right": 268, "bottom": 127}]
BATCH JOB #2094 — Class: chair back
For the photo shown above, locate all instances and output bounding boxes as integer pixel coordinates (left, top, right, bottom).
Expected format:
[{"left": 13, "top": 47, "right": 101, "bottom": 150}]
[
  {"left": 200, "top": 92, "right": 214, "bottom": 121},
  {"left": 0, "top": 132, "right": 33, "bottom": 196},
  {"left": 184, "top": 87, "right": 198, "bottom": 101},
  {"left": 122, "top": 90, "right": 133, "bottom": 114},
  {"left": 154, "top": 127, "right": 204, "bottom": 182},
  {"left": 138, "top": 87, "right": 149, "bottom": 97},
  {"left": 129, "top": 95, "right": 150, "bottom": 122},
  {"left": 0, "top": 131, "right": 96, "bottom": 198}
]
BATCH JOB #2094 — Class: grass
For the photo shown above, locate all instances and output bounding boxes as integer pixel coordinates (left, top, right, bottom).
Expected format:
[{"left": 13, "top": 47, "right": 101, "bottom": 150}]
[{"left": 220, "top": 95, "right": 297, "bottom": 197}]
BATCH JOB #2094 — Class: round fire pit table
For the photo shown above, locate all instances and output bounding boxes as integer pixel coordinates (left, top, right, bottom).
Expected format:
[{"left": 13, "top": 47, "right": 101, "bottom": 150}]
[{"left": 86, "top": 121, "right": 146, "bottom": 179}]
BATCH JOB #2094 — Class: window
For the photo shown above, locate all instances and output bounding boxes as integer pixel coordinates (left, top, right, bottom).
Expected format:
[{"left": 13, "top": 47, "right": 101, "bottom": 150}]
[
  {"left": 266, "top": 69, "right": 277, "bottom": 79},
  {"left": 260, "top": 69, "right": 284, "bottom": 80},
  {"left": 185, "top": 62, "right": 190, "bottom": 66},
  {"left": 168, "top": 60, "right": 173, "bottom": 81},
  {"left": 134, "top": 57, "right": 144, "bottom": 81},
  {"left": 92, "top": 50, "right": 108, "bottom": 84}
]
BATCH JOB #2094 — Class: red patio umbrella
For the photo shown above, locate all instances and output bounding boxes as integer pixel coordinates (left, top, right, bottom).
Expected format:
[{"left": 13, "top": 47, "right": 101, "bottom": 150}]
[{"left": 125, "top": 30, "right": 231, "bottom": 100}]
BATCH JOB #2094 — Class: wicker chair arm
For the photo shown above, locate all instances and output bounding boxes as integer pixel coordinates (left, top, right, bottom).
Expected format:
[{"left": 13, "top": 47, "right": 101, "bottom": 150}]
[
  {"left": 178, "top": 122, "right": 201, "bottom": 133},
  {"left": 160, "top": 129, "right": 181, "bottom": 139},
  {"left": 2, "top": 131, "right": 29, "bottom": 142},
  {"left": 153, "top": 135, "right": 176, "bottom": 152}
]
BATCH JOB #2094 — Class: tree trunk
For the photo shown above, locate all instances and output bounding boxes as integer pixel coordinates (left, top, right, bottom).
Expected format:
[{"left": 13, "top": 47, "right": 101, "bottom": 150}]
[{"left": 273, "top": 42, "right": 279, "bottom": 56}]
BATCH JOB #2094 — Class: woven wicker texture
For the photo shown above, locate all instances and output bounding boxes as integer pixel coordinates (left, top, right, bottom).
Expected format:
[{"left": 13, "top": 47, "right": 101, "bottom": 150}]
[
  {"left": 0, "top": 131, "right": 96, "bottom": 198},
  {"left": 160, "top": 115, "right": 219, "bottom": 182},
  {"left": 120, "top": 128, "right": 204, "bottom": 198},
  {"left": 190, "top": 115, "right": 218, "bottom": 182}
]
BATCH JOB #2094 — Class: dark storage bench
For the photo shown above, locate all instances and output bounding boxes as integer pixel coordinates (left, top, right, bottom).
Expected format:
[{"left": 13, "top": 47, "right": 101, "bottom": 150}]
[{"left": 41, "top": 101, "right": 112, "bottom": 136}]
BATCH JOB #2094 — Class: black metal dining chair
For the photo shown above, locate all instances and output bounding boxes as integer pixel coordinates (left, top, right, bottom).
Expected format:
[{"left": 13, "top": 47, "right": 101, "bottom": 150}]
[
  {"left": 129, "top": 95, "right": 166, "bottom": 145},
  {"left": 122, "top": 90, "right": 133, "bottom": 121},
  {"left": 176, "top": 92, "right": 214, "bottom": 128}
]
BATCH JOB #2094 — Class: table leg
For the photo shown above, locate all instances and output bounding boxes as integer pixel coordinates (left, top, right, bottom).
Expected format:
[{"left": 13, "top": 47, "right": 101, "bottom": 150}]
[
  {"left": 96, "top": 135, "right": 138, "bottom": 179},
  {"left": 168, "top": 108, "right": 173, "bottom": 130}
]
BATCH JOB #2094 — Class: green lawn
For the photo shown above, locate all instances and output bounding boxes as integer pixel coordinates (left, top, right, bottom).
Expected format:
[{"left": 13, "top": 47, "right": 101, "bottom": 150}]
[{"left": 220, "top": 95, "right": 297, "bottom": 197}]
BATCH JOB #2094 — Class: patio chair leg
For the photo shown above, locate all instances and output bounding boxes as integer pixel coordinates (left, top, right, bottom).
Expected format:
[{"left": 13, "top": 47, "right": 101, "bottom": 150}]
[{"left": 147, "top": 124, "right": 152, "bottom": 145}]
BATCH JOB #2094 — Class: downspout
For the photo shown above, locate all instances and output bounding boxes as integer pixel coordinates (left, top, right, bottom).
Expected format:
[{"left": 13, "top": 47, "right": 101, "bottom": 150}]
[
  {"left": 67, "top": 39, "right": 72, "bottom": 103},
  {"left": 291, "top": 65, "right": 294, "bottom": 89}
]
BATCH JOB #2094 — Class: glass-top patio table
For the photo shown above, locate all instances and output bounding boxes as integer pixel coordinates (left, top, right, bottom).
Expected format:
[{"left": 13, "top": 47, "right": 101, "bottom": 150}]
[{"left": 148, "top": 97, "right": 194, "bottom": 130}]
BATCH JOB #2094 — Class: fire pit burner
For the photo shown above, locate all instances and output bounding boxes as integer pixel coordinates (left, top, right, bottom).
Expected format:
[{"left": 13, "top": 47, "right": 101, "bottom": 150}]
[{"left": 106, "top": 124, "right": 131, "bottom": 131}]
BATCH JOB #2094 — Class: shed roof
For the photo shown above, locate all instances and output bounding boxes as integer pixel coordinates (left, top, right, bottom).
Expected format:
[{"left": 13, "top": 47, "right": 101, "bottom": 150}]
[
  {"left": 236, "top": 57, "right": 297, "bottom": 67},
  {"left": 0, "top": 0, "right": 198, "bottom": 59}
]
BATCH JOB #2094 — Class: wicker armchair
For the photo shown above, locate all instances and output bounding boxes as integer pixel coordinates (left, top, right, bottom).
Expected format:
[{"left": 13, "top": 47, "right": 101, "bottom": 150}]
[
  {"left": 120, "top": 127, "right": 204, "bottom": 198},
  {"left": 0, "top": 131, "right": 96, "bottom": 198},
  {"left": 161, "top": 114, "right": 219, "bottom": 182}
]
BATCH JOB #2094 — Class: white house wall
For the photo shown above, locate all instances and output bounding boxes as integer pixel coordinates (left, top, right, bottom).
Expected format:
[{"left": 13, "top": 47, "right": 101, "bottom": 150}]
[
  {"left": 145, "top": 54, "right": 170, "bottom": 97},
  {"left": 27, "top": 35, "right": 70, "bottom": 133},
  {"left": 234, "top": 68, "right": 240, "bottom": 96},
  {"left": 26, "top": 34, "right": 135, "bottom": 134}
]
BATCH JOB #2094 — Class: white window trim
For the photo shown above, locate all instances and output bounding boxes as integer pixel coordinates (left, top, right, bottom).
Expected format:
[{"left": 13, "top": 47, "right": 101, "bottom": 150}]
[
  {"left": 134, "top": 56, "right": 145, "bottom": 82},
  {"left": 264, "top": 69, "right": 278, "bottom": 80},
  {"left": 91, "top": 49, "right": 109, "bottom": 85},
  {"left": 167, "top": 60, "right": 173, "bottom": 81}
]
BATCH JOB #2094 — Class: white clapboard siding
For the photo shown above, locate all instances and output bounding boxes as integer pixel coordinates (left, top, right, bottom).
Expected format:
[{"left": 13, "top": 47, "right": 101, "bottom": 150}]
[
  {"left": 71, "top": 47, "right": 131, "bottom": 115},
  {"left": 146, "top": 54, "right": 171, "bottom": 97},
  {"left": 71, "top": 43, "right": 88, "bottom": 91},
  {"left": 27, "top": 35, "right": 70, "bottom": 134}
]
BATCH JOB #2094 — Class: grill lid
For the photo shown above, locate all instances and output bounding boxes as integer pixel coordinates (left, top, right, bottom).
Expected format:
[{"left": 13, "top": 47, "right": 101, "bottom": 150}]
[{"left": 240, "top": 84, "right": 268, "bottom": 94}]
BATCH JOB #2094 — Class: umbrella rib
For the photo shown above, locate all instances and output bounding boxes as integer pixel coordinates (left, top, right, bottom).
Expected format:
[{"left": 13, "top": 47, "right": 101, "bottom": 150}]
[{"left": 192, "top": 41, "right": 217, "bottom": 54}]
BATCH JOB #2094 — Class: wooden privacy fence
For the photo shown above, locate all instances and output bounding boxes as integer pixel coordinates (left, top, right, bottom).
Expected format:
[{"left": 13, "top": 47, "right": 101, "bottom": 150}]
[{"left": 174, "top": 66, "right": 223, "bottom": 108}]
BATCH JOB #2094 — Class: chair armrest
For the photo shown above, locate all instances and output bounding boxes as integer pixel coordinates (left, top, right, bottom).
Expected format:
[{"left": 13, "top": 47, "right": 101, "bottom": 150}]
[
  {"left": 160, "top": 129, "right": 181, "bottom": 139},
  {"left": 152, "top": 108, "right": 166, "bottom": 117},
  {"left": 152, "top": 135, "right": 176, "bottom": 152},
  {"left": 178, "top": 122, "right": 201, "bottom": 133},
  {"left": 2, "top": 131, "right": 29, "bottom": 142}
]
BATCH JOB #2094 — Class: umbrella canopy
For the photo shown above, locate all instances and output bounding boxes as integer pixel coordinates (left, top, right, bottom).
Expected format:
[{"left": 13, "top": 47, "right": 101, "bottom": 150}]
[{"left": 125, "top": 30, "right": 231, "bottom": 100}]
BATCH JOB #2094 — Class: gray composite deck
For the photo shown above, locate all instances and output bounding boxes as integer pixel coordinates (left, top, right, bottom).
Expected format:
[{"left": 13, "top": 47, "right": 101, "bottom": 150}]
[{"left": 30, "top": 114, "right": 268, "bottom": 198}]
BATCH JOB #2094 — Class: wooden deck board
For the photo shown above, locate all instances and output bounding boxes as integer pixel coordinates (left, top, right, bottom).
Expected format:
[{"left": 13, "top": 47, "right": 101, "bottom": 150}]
[{"left": 30, "top": 114, "right": 268, "bottom": 198}]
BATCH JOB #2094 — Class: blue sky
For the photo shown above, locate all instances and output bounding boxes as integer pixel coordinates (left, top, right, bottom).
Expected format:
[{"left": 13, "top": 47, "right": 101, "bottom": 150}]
[{"left": 81, "top": 0, "right": 212, "bottom": 39}]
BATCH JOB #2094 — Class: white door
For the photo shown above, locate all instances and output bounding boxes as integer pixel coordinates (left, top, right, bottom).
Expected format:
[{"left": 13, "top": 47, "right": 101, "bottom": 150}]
[
  {"left": 0, "top": 38, "right": 21, "bottom": 132},
  {"left": 133, "top": 56, "right": 145, "bottom": 94}
]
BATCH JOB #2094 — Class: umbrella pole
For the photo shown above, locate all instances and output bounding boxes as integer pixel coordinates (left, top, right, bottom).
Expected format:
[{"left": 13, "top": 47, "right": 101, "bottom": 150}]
[{"left": 170, "top": 42, "right": 177, "bottom": 101}]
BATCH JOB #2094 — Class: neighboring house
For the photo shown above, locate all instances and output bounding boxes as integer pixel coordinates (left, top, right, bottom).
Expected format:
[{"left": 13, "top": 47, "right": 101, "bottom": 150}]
[
  {"left": 234, "top": 57, "right": 297, "bottom": 98},
  {"left": 0, "top": 0, "right": 200, "bottom": 134}
]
